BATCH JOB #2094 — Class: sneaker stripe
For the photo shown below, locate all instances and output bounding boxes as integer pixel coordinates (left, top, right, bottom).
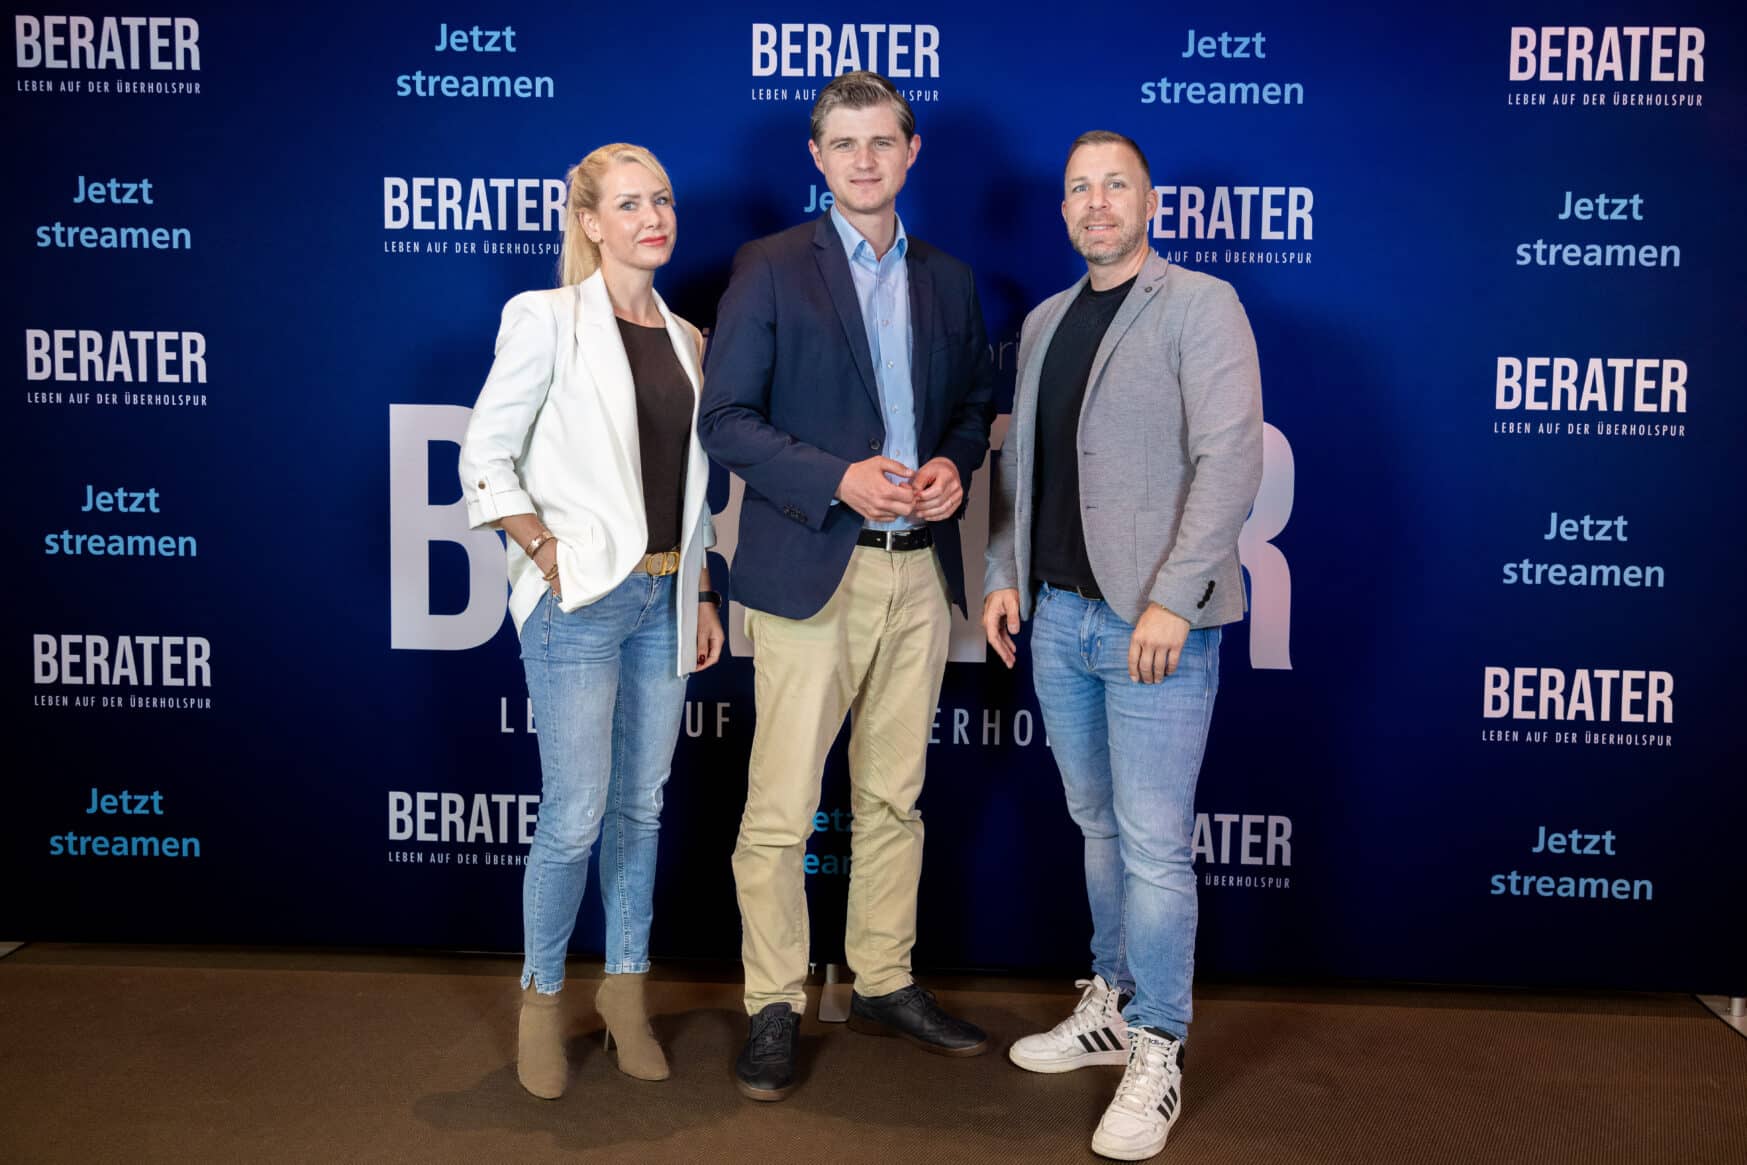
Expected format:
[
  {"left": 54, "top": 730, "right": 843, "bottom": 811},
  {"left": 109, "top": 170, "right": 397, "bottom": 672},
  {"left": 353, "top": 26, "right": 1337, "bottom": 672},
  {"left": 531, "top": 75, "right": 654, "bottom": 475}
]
[
  {"left": 1100, "top": 1027, "right": 1120, "bottom": 1051},
  {"left": 1078, "top": 1033, "right": 1097, "bottom": 1053},
  {"left": 1087, "top": 1030, "right": 1107, "bottom": 1052}
]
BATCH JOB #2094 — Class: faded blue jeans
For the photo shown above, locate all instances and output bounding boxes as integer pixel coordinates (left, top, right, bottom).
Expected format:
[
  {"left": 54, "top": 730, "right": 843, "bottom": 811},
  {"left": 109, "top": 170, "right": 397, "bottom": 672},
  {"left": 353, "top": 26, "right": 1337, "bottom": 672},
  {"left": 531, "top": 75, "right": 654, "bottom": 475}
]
[
  {"left": 1030, "top": 584, "right": 1221, "bottom": 1039},
  {"left": 519, "top": 575, "right": 685, "bottom": 993}
]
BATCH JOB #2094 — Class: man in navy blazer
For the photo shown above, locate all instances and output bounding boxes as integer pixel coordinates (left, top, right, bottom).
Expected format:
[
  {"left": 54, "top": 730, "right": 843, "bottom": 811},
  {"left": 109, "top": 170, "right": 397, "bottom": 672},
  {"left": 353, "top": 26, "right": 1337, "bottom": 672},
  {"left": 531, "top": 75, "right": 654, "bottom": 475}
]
[{"left": 699, "top": 70, "right": 995, "bottom": 1101}]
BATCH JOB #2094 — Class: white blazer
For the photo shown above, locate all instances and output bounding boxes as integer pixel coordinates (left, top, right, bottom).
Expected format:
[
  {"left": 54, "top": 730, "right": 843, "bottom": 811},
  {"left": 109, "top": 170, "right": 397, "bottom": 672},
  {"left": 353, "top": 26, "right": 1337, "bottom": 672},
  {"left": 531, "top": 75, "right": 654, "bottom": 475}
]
[{"left": 458, "top": 272, "right": 715, "bottom": 676}]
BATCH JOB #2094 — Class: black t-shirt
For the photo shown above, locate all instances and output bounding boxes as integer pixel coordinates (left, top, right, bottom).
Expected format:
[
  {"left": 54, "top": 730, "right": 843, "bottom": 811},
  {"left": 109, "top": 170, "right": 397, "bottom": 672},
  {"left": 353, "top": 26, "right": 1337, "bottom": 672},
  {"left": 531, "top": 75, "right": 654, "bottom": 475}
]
[
  {"left": 616, "top": 319, "right": 693, "bottom": 553},
  {"left": 1030, "top": 276, "right": 1136, "bottom": 590}
]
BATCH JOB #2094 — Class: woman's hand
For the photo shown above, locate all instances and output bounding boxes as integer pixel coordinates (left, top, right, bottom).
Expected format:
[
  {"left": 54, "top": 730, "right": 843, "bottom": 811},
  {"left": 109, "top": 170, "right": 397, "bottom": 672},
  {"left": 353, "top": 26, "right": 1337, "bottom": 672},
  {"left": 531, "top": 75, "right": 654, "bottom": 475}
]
[
  {"left": 696, "top": 600, "right": 725, "bottom": 671},
  {"left": 533, "top": 540, "right": 561, "bottom": 600}
]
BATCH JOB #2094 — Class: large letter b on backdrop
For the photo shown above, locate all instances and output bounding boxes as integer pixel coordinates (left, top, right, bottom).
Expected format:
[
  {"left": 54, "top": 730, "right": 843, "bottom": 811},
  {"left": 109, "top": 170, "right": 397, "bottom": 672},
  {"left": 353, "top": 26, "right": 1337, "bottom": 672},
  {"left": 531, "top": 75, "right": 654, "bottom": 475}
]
[{"left": 389, "top": 404, "right": 505, "bottom": 651}]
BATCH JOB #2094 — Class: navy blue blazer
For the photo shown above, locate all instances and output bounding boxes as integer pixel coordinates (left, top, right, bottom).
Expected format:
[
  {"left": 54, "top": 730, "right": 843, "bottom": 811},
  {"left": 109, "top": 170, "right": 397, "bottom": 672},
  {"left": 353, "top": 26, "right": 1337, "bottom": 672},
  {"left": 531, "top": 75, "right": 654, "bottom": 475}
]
[{"left": 699, "top": 215, "right": 995, "bottom": 619}]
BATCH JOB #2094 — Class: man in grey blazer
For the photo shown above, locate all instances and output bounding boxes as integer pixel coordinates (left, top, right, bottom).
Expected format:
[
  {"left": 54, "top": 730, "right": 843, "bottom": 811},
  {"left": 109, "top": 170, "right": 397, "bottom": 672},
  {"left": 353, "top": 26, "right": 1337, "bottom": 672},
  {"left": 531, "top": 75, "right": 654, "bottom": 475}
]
[{"left": 983, "top": 130, "right": 1262, "bottom": 1162}]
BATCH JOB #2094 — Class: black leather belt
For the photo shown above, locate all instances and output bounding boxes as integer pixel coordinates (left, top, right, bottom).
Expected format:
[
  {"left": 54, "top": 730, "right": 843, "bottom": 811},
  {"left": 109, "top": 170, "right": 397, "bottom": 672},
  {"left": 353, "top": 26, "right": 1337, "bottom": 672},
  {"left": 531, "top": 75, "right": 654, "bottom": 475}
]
[
  {"left": 1040, "top": 578, "right": 1103, "bottom": 602},
  {"left": 857, "top": 526, "right": 934, "bottom": 552}
]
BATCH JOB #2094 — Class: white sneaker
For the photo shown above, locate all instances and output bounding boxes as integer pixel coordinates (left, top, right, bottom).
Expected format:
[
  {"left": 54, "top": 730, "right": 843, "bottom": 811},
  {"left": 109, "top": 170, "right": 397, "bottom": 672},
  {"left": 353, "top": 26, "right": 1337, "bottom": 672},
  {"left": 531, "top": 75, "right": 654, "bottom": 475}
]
[
  {"left": 1090, "top": 1025, "right": 1184, "bottom": 1161},
  {"left": 1008, "top": 976, "right": 1130, "bottom": 1073}
]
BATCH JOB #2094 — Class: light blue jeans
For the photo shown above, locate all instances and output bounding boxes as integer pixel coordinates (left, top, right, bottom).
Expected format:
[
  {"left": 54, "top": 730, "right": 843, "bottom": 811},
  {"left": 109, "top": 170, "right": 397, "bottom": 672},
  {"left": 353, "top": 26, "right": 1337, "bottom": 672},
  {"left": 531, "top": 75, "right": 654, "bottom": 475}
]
[
  {"left": 1030, "top": 584, "right": 1221, "bottom": 1039},
  {"left": 518, "top": 575, "right": 685, "bottom": 993}
]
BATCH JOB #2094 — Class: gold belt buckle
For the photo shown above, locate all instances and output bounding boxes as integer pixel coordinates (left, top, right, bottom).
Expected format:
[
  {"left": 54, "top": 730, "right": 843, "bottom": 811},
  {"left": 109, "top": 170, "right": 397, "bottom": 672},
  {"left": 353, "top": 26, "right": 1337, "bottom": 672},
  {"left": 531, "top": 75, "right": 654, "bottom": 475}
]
[{"left": 643, "top": 549, "right": 680, "bottom": 577}]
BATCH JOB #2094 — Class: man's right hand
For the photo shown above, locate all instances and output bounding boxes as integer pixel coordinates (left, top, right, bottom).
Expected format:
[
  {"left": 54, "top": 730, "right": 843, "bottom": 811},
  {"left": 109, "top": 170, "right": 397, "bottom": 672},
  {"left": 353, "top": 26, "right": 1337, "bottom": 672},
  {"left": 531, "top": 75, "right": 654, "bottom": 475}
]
[
  {"left": 982, "top": 588, "right": 1022, "bottom": 668},
  {"left": 836, "top": 457, "right": 915, "bottom": 522}
]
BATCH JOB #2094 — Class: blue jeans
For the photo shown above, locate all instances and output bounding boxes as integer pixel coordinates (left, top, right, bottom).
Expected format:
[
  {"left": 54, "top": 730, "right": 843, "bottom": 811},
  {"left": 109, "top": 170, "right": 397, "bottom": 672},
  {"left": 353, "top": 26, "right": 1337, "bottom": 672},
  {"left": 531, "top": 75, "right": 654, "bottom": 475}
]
[
  {"left": 1030, "top": 585, "right": 1221, "bottom": 1039},
  {"left": 518, "top": 575, "right": 685, "bottom": 993}
]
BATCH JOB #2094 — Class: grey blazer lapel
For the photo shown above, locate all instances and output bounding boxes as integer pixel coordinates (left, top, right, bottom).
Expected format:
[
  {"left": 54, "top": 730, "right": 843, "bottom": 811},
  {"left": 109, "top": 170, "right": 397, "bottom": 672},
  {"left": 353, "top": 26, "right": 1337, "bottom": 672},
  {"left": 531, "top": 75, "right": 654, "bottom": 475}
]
[
  {"left": 811, "top": 215, "right": 882, "bottom": 416},
  {"left": 1083, "top": 251, "right": 1172, "bottom": 408}
]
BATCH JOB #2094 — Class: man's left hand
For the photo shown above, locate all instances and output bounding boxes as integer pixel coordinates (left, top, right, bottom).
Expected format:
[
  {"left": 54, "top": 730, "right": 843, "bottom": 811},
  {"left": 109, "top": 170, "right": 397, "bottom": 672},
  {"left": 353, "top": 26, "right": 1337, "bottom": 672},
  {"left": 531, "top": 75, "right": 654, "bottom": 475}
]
[
  {"left": 1128, "top": 604, "right": 1191, "bottom": 684},
  {"left": 910, "top": 458, "right": 963, "bottom": 522}
]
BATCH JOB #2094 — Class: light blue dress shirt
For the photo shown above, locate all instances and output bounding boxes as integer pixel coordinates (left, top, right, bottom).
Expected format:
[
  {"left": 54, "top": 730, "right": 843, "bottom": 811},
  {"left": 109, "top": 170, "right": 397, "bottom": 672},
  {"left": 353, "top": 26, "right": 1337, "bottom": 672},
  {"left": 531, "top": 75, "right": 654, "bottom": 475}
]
[{"left": 829, "top": 205, "right": 917, "bottom": 531}]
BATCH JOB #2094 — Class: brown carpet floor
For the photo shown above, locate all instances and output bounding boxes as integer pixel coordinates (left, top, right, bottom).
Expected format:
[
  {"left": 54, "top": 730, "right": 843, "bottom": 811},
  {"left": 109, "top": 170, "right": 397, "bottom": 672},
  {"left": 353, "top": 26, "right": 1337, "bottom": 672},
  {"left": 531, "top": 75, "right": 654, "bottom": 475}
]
[{"left": 1, "top": 945, "right": 1743, "bottom": 1163}]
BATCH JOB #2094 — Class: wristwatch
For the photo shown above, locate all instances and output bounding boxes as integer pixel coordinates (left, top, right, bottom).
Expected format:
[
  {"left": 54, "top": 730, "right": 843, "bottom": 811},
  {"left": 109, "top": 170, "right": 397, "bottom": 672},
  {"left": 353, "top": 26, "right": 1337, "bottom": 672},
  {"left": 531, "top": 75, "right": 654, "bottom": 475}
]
[{"left": 699, "top": 590, "right": 723, "bottom": 607}]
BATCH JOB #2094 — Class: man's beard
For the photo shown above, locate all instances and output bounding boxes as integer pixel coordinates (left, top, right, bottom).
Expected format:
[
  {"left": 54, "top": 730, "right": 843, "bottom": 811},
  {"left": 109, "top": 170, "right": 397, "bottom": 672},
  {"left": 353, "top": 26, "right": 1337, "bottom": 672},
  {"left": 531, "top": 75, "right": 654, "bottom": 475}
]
[{"left": 1071, "top": 218, "right": 1145, "bottom": 266}]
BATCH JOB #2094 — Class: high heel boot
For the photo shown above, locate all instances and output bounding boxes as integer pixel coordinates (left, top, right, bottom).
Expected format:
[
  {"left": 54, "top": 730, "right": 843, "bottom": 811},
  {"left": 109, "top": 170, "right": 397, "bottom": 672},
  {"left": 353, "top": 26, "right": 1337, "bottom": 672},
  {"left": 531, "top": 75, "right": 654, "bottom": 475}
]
[
  {"left": 516, "top": 984, "right": 567, "bottom": 1099},
  {"left": 594, "top": 972, "right": 670, "bottom": 1081}
]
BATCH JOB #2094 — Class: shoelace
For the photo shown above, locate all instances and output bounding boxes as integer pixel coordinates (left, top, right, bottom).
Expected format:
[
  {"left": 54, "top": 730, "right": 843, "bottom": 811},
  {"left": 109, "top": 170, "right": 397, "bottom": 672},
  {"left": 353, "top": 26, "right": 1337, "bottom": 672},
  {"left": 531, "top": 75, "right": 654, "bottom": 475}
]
[
  {"left": 1051, "top": 978, "right": 1120, "bottom": 1037},
  {"left": 1109, "top": 1031, "right": 1179, "bottom": 1114},
  {"left": 749, "top": 1011, "right": 793, "bottom": 1060}
]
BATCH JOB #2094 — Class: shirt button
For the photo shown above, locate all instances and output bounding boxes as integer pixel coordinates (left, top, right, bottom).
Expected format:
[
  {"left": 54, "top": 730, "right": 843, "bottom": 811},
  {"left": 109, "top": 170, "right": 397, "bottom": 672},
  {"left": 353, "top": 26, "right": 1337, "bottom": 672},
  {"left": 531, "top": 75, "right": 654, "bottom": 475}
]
[{"left": 886, "top": 361, "right": 894, "bottom": 368}]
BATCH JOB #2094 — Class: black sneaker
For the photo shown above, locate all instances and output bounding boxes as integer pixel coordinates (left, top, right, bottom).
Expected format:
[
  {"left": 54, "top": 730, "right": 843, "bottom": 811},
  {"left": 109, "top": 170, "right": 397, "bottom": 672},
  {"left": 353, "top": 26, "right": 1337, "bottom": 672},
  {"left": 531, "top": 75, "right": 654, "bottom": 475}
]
[
  {"left": 734, "top": 1002, "right": 801, "bottom": 1101},
  {"left": 846, "top": 984, "right": 990, "bottom": 1056}
]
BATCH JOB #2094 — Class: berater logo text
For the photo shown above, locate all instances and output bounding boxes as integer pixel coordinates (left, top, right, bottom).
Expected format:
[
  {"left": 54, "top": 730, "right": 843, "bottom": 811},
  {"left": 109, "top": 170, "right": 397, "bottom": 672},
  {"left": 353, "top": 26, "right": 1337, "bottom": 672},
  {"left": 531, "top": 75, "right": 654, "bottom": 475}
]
[
  {"left": 1194, "top": 811, "right": 1292, "bottom": 890},
  {"left": 14, "top": 15, "right": 199, "bottom": 68},
  {"left": 752, "top": 22, "right": 938, "bottom": 77},
  {"left": 1482, "top": 666, "right": 1671, "bottom": 723},
  {"left": 381, "top": 177, "right": 565, "bottom": 256},
  {"left": 386, "top": 790, "right": 539, "bottom": 866},
  {"left": 1506, "top": 27, "right": 1704, "bottom": 110},
  {"left": 24, "top": 328, "right": 208, "bottom": 408},
  {"left": 1151, "top": 184, "right": 1312, "bottom": 267},
  {"left": 33, "top": 634, "right": 213, "bottom": 710},
  {"left": 1509, "top": 27, "right": 1703, "bottom": 82},
  {"left": 1495, "top": 357, "right": 1684, "bottom": 413},
  {"left": 14, "top": 15, "right": 201, "bottom": 94}
]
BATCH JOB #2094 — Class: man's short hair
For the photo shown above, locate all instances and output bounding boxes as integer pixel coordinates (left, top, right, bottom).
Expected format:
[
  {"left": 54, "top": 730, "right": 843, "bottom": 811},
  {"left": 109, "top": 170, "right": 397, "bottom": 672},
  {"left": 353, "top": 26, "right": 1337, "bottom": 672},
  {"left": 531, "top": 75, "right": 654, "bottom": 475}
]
[
  {"left": 1064, "top": 130, "right": 1152, "bottom": 187},
  {"left": 811, "top": 71, "right": 916, "bottom": 142}
]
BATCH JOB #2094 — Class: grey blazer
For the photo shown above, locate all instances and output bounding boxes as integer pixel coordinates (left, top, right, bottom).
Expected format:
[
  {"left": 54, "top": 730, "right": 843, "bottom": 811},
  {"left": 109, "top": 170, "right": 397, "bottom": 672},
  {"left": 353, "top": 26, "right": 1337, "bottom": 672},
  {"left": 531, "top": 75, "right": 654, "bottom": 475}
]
[{"left": 986, "top": 252, "right": 1263, "bottom": 627}]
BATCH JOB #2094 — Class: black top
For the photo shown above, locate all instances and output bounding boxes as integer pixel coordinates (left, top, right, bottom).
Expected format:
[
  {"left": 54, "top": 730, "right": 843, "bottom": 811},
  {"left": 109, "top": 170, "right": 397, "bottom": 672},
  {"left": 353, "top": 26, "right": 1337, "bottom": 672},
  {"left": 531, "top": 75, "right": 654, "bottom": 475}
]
[
  {"left": 1030, "top": 276, "right": 1136, "bottom": 590},
  {"left": 616, "top": 319, "right": 693, "bottom": 554}
]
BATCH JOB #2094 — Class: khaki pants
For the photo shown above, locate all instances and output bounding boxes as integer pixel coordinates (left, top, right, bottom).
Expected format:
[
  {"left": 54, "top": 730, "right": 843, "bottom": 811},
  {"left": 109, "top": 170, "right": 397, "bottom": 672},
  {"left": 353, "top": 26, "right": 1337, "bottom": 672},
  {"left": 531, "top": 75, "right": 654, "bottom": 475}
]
[{"left": 735, "top": 544, "right": 951, "bottom": 1013}]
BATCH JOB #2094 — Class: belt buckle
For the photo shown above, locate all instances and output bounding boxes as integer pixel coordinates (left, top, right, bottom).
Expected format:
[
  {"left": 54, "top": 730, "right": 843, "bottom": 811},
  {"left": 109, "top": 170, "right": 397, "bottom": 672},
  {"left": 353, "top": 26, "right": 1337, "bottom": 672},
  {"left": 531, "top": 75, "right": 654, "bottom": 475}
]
[{"left": 645, "top": 549, "right": 679, "bottom": 576}]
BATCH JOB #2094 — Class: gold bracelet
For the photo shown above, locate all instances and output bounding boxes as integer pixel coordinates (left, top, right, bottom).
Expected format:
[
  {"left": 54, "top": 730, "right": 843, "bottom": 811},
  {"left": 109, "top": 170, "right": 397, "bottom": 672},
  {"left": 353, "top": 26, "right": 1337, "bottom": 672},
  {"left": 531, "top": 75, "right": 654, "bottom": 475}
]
[
  {"left": 541, "top": 561, "right": 560, "bottom": 582},
  {"left": 525, "top": 530, "right": 557, "bottom": 558}
]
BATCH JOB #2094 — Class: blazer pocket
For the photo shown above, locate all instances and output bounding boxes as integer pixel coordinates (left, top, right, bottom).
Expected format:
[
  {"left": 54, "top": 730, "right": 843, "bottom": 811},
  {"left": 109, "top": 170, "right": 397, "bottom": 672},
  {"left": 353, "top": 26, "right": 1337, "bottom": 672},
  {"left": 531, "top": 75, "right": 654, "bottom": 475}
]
[
  {"left": 1133, "top": 509, "right": 1176, "bottom": 587},
  {"left": 568, "top": 512, "right": 606, "bottom": 552}
]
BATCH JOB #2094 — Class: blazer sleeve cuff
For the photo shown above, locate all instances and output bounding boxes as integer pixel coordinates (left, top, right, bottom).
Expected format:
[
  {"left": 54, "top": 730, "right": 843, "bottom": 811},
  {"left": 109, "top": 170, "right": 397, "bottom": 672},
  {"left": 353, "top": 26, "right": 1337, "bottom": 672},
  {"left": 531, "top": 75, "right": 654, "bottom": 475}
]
[
  {"left": 984, "top": 562, "right": 1020, "bottom": 594},
  {"left": 935, "top": 435, "right": 987, "bottom": 493},
  {"left": 465, "top": 486, "right": 535, "bottom": 530},
  {"left": 788, "top": 450, "right": 852, "bottom": 531},
  {"left": 1147, "top": 573, "right": 1210, "bottom": 624}
]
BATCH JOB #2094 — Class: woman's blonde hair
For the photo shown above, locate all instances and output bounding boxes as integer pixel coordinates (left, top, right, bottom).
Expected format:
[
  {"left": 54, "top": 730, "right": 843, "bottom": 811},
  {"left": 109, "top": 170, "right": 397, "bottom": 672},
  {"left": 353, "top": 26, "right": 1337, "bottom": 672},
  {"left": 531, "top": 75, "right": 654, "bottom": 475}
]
[{"left": 557, "top": 143, "right": 674, "bottom": 286}]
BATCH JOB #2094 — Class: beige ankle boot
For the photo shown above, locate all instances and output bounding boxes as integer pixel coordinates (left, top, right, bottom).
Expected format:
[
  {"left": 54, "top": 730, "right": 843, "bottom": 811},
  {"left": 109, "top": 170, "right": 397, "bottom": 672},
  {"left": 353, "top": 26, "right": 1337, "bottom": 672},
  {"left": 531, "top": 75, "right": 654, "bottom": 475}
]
[
  {"left": 517, "top": 984, "right": 567, "bottom": 1099},
  {"left": 594, "top": 972, "right": 670, "bottom": 1081}
]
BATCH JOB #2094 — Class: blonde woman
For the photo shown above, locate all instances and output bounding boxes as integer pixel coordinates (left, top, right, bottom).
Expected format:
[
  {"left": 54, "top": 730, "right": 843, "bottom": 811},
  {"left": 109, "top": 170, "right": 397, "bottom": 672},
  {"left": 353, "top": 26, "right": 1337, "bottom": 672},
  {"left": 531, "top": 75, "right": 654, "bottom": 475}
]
[{"left": 459, "top": 144, "right": 724, "bottom": 1097}]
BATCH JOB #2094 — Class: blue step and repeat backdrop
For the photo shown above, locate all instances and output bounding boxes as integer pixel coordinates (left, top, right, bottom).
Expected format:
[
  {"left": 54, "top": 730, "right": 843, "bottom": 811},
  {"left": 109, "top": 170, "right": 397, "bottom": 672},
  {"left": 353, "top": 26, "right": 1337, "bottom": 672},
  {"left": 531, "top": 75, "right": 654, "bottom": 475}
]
[{"left": 6, "top": 3, "right": 1744, "bottom": 993}]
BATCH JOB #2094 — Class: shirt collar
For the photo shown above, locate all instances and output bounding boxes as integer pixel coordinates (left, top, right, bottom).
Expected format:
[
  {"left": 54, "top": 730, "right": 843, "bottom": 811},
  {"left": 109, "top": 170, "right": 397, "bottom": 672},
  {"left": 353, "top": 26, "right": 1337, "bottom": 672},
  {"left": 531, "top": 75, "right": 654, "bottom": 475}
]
[{"left": 829, "top": 204, "right": 907, "bottom": 265}]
